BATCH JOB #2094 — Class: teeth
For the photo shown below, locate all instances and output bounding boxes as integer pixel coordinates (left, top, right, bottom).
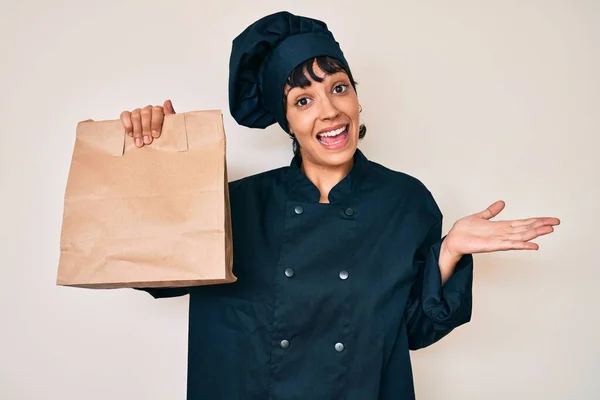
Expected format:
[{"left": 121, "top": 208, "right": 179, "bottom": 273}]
[
  {"left": 321, "top": 136, "right": 346, "bottom": 145},
  {"left": 319, "top": 126, "right": 346, "bottom": 137}
]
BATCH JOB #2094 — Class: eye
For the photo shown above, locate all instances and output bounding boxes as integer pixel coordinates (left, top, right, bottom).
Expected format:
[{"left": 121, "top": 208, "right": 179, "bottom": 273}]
[
  {"left": 333, "top": 83, "right": 349, "bottom": 94},
  {"left": 295, "top": 97, "right": 311, "bottom": 107}
]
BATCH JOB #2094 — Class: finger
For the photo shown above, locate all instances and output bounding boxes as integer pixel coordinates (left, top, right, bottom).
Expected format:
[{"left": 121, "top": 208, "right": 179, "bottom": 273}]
[
  {"left": 485, "top": 239, "right": 539, "bottom": 252},
  {"left": 141, "top": 105, "right": 153, "bottom": 145},
  {"left": 120, "top": 111, "right": 133, "bottom": 136},
  {"left": 131, "top": 108, "right": 143, "bottom": 147},
  {"left": 164, "top": 99, "right": 176, "bottom": 115},
  {"left": 510, "top": 219, "right": 549, "bottom": 233},
  {"left": 151, "top": 105, "right": 164, "bottom": 138},
  {"left": 504, "top": 241, "right": 539, "bottom": 251},
  {"left": 509, "top": 218, "right": 537, "bottom": 227},
  {"left": 510, "top": 217, "right": 561, "bottom": 228},
  {"left": 541, "top": 217, "right": 561, "bottom": 226},
  {"left": 477, "top": 200, "right": 505, "bottom": 220},
  {"left": 509, "top": 225, "right": 554, "bottom": 242}
]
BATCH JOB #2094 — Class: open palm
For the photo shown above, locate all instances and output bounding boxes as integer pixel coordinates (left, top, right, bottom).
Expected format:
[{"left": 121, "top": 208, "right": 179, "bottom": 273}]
[{"left": 444, "top": 200, "right": 560, "bottom": 257}]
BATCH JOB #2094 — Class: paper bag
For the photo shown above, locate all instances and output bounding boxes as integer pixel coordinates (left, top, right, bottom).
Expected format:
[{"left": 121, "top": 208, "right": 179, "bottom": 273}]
[{"left": 57, "top": 110, "right": 236, "bottom": 289}]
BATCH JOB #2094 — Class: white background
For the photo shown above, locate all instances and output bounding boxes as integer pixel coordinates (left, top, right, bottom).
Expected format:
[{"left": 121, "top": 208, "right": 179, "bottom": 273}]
[{"left": 1, "top": 0, "right": 598, "bottom": 398}]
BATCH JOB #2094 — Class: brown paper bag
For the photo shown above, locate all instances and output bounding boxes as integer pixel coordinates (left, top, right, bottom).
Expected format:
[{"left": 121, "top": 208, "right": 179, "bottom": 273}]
[{"left": 57, "top": 110, "right": 236, "bottom": 289}]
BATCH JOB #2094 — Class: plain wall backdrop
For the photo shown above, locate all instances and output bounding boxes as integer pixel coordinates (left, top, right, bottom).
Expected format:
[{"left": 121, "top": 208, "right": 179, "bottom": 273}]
[{"left": 1, "top": 0, "right": 598, "bottom": 399}]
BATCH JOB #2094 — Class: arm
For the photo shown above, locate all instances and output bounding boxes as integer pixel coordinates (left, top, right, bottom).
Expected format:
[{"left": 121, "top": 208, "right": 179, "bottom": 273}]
[
  {"left": 404, "top": 196, "right": 559, "bottom": 350},
  {"left": 404, "top": 218, "right": 474, "bottom": 350}
]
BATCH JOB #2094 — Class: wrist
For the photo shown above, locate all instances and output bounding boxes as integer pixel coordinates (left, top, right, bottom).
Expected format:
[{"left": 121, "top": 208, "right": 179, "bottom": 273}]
[
  {"left": 438, "top": 240, "right": 462, "bottom": 285},
  {"left": 440, "top": 235, "right": 463, "bottom": 264}
]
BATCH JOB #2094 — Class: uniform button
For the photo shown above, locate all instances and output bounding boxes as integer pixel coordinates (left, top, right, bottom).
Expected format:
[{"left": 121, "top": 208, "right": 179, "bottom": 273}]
[
  {"left": 280, "top": 340, "right": 290, "bottom": 349},
  {"left": 285, "top": 268, "right": 295, "bottom": 278},
  {"left": 334, "top": 342, "right": 345, "bottom": 352},
  {"left": 344, "top": 207, "right": 354, "bottom": 217},
  {"left": 294, "top": 205, "right": 304, "bottom": 215},
  {"left": 339, "top": 270, "right": 349, "bottom": 280}
]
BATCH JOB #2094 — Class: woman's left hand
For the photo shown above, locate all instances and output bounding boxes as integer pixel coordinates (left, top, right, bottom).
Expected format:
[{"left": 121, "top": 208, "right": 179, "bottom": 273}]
[{"left": 442, "top": 200, "right": 561, "bottom": 259}]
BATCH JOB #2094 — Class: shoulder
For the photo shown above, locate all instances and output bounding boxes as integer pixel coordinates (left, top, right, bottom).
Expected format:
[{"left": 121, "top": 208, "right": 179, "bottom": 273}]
[
  {"left": 366, "top": 159, "right": 434, "bottom": 198},
  {"left": 364, "top": 158, "right": 442, "bottom": 221},
  {"left": 228, "top": 165, "right": 288, "bottom": 196}
]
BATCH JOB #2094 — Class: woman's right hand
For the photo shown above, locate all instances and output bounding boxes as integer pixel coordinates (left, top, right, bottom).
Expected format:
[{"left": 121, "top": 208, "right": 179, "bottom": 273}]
[{"left": 120, "top": 99, "right": 176, "bottom": 147}]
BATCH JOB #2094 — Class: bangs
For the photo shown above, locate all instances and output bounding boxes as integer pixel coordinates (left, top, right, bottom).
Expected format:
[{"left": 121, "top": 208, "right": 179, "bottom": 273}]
[{"left": 285, "top": 56, "right": 357, "bottom": 93}]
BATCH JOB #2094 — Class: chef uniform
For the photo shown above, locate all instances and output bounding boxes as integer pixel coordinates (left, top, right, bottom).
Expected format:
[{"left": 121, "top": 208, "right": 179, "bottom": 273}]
[{"left": 140, "top": 11, "right": 474, "bottom": 400}]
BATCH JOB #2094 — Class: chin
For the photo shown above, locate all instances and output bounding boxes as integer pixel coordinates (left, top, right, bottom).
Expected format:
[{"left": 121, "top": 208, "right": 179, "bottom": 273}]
[{"left": 318, "top": 145, "right": 356, "bottom": 167}]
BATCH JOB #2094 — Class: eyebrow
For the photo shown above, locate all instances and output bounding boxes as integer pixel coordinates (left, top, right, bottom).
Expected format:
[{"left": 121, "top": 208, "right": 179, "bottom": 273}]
[{"left": 284, "top": 72, "right": 348, "bottom": 100}]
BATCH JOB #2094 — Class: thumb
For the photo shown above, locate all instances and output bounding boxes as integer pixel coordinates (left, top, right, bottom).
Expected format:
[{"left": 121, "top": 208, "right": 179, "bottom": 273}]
[
  {"left": 164, "top": 99, "right": 176, "bottom": 114},
  {"left": 476, "top": 200, "right": 505, "bottom": 220}
]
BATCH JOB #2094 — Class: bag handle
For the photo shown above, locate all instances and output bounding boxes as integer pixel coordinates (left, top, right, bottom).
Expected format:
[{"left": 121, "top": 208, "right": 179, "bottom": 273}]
[{"left": 76, "top": 113, "right": 189, "bottom": 156}]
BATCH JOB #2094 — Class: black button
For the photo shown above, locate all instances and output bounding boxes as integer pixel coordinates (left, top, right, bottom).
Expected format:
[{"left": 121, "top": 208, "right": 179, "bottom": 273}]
[
  {"left": 294, "top": 206, "right": 304, "bottom": 215},
  {"left": 344, "top": 207, "right": 354, "bottom": 217},
  {"left": 285, "top": 268, "right": 295, "bottom": 278}
]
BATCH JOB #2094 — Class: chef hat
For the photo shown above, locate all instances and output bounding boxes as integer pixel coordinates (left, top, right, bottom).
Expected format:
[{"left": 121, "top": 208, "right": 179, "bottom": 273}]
[{"left": 228, "top": 11, "right": 352, "bottom": 133}]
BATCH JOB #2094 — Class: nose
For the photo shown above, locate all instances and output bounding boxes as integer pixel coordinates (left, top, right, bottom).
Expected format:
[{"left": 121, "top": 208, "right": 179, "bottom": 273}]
[{"left": 319, "top": 95, "right": 340, "bottom": 121}]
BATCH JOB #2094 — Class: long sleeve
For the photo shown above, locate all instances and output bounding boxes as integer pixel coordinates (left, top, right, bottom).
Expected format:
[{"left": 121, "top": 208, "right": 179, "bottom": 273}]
[{"left": 404, "top": 218, "right": 474, "bottom": 350}]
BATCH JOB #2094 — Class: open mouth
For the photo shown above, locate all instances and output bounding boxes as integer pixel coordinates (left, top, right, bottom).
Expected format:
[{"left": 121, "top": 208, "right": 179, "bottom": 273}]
[{"left": 316, "top": 125, "right": 349, "bottom": 149}]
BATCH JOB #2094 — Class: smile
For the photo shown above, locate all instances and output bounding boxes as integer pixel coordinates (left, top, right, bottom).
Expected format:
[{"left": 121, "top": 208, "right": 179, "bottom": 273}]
[{"left": 317, "top": 125, "right": 349, "bottom": 148}]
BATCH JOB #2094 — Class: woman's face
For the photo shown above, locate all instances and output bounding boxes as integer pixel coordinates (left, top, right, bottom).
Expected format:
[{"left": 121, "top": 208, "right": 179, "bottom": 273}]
[{"left": 284, "top": 61, "right": 360, "bottom": 169}]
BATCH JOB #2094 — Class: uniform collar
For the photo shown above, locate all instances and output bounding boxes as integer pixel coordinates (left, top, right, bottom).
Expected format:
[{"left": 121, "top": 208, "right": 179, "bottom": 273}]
[{"left": 285, "top": 148, "right": 370, "bottom": 203}]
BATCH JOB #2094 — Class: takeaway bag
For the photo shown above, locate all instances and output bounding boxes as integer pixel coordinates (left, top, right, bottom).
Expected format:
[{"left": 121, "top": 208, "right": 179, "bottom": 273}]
[{"left": 56, "top": 110, "right": 236, "bottom": 289}]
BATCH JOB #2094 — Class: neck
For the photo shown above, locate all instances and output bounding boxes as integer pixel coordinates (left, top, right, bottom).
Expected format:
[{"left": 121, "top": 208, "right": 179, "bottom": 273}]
[{"left": 300, "top": 154, "right": 354, "bottom": 203}]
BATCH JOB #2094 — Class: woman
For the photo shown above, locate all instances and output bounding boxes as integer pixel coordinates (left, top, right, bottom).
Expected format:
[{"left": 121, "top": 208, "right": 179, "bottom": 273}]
[{"left": 118, "top": 11, "right": 559, "bottom": 400}]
